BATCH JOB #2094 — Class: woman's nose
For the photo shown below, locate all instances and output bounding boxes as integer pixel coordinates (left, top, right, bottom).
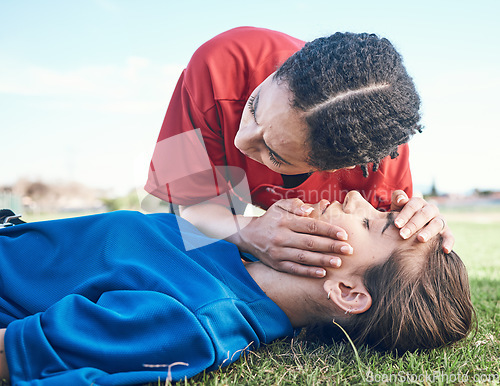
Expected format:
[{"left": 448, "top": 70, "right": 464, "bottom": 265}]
[{"left": 342, "top": 191, "right": 365, "bottom": 213}]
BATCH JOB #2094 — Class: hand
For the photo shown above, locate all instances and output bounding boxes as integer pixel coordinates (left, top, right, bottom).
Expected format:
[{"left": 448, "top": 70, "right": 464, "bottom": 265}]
[
  {"left": 390, "top": 190, "right": 454, "bottom": 253},
  {"left": 238, "top": 198, "right": 353, "bottom": 278}
]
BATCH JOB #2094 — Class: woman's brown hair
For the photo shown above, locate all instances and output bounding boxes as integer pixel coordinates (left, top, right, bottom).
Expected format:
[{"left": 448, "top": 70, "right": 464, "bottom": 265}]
[{"left": 310, "top": 237, "right": 475, "bottom": 353}]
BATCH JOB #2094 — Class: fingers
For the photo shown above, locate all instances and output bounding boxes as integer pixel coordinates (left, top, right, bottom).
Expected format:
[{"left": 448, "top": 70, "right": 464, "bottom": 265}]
[
  {"left": 441, "top": 227, "right": 454, "bottom": 254},
  {"left": 288, "top": 216, "right": 349, "bottom": 241},
  {"left": 274, "top": 230, "right": 353, "bottom": 255},
  {"left": 393, "top": 196, "right": 455, "bottom": 253},
  {"left": 282, "top": 215, "right": 352, "bottom": 255},
  {"left": 390, "top": 190, "right": 409, "bottom": 211},
  {"left": 317, "top": 199, "right": 331, "bottom": 214},
  {"left": 258, "top": 198, "right": 353, "bottom": 278},
  {"left": 278, "top": 262, "right": 327, "bottom": 278},
  {"left": 263, "top": 225, "right": 352, "bottom": 278},
  {"left": 416, "top": 217, "right": 454, "bottom": 253},
  {"left": 394, "top": 197, "right": 438, "bottom": 239},
  {"left": 272, "top": 248, "right": 343, "bottom": 277},
  {"left": 292, "top": 202, "right": 352, "bottom": 253},
  {"left": 274, "top": 198, "right": 331, "bottom": 218},
  {"left": 272, "top": 198, "right": 349, "bottom": 242},
  {"left": 415, "top": 216, "right": 446, "bottom": 242},
  {"left": 251, "top": 199, "right": 351, "bottom": 278}
]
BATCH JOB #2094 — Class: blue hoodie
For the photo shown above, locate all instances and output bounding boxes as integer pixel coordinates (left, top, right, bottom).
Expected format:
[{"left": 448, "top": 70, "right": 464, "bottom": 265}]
[{"left": 0, "top": 211, "right": 293, "bottom": 385}]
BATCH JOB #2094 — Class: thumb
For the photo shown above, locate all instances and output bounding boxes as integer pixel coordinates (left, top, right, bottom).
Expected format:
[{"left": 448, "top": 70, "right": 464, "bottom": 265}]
[{"left": 275, "top": 198, "right": 315, "bottom": 217}]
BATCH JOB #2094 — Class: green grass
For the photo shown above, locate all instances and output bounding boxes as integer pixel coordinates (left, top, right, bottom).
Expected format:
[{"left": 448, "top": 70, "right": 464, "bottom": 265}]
[
  {"left": 21, "top": 209, "right": 500, "bottom": 385},
  {"left": 153, "top": 215, "right": 500, "bottom": 386}
]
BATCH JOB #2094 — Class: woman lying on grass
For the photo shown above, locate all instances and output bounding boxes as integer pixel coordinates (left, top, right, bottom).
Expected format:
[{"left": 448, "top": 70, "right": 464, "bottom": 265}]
[{"left": 0, "top": 191, "right": 473, "bottom": 385}]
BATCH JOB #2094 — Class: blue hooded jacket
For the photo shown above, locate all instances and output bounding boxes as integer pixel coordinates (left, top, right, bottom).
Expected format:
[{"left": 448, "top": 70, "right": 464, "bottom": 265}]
[{"left": 0, "top": 211, "right": 293, "bottom": 385}]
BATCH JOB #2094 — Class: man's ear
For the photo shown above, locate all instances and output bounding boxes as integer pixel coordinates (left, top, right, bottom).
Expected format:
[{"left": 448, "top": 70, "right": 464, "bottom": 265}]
[{"left": 324, "top": 278, "right": 372, "bottom": 315}]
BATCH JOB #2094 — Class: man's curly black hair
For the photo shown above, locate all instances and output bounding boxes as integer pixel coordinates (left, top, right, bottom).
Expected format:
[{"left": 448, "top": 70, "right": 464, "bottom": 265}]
[{"left": 274, "top": 32, "right": 422, "bottom": 177}]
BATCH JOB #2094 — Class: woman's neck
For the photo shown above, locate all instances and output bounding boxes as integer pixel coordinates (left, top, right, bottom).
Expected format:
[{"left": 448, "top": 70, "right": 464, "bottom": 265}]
[{"left": 245, "top": 261, "right": 335, "bottom": 328}]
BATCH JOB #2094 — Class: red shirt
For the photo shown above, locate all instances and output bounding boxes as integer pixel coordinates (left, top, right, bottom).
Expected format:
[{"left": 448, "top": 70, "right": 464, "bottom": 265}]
[{"left": 145, "top": 26, "right": 412, "bottom": 211}]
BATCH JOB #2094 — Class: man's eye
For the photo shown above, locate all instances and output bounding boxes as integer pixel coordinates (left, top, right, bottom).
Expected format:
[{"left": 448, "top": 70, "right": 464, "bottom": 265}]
[{"left": 363, "top": 218, "right": 370, "bottom": 229}]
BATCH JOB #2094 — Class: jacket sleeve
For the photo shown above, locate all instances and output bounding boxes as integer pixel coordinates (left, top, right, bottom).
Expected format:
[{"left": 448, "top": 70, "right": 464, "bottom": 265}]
[{"left": 5, "top": 290, "right": 261, "bottom": 385}]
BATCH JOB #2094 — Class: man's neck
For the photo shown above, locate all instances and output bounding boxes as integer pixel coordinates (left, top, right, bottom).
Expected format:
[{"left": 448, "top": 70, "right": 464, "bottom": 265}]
[{"left": 245, "top": 262, "right": 335, "bottom": 328}]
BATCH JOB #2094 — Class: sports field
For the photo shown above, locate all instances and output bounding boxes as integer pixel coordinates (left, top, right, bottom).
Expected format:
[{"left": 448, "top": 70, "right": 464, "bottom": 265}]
[{"left": 18, "top": 207, "right": 500, "bottom": 385}]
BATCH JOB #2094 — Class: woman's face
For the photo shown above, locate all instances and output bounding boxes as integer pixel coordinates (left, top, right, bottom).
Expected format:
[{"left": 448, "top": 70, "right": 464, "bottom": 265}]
[
  {"left": 314, "top": 191, "right": 421, "bottom": 272},
  {"left": 234, "top": 73, "right": 314, "bottom": 175}
]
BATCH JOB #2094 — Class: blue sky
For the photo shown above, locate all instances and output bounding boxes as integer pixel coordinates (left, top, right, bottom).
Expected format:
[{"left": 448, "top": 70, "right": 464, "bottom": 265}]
[{"left": 1, "top": 0, "right": 499, "bottom": 196}]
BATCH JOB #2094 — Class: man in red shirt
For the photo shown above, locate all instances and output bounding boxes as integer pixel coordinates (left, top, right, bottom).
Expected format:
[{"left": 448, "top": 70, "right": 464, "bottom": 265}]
[{"left": 146, "top": 27, "right": 453, "bottom": 277}]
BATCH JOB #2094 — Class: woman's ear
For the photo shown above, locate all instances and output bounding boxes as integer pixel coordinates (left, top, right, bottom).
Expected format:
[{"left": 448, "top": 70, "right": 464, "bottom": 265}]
[{"left": 324, "top": 279, "right": 372, "bottom": 315}]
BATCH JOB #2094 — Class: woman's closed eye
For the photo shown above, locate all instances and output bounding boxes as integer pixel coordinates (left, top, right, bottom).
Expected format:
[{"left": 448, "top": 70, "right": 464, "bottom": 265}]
[
  {"left": 363, "top": 218, "right": 370, "bottom": 230},
  {"left": 269, "top": 151, "right": 283, "bottom": 167},
  {"left": 248, "top": 96, "right": 257, "bottom": 122}
]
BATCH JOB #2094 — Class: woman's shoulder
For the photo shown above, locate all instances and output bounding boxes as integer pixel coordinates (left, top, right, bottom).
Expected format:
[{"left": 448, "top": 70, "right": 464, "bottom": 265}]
[
  {"left": 185, "top": 27, "right": 304, "bottom": 100},
  {"left": 188, "top": 26, "right": 303, "bottom": 73},
  {"left": 196, "top": 26, "right": 302, "bottom": 54}
]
